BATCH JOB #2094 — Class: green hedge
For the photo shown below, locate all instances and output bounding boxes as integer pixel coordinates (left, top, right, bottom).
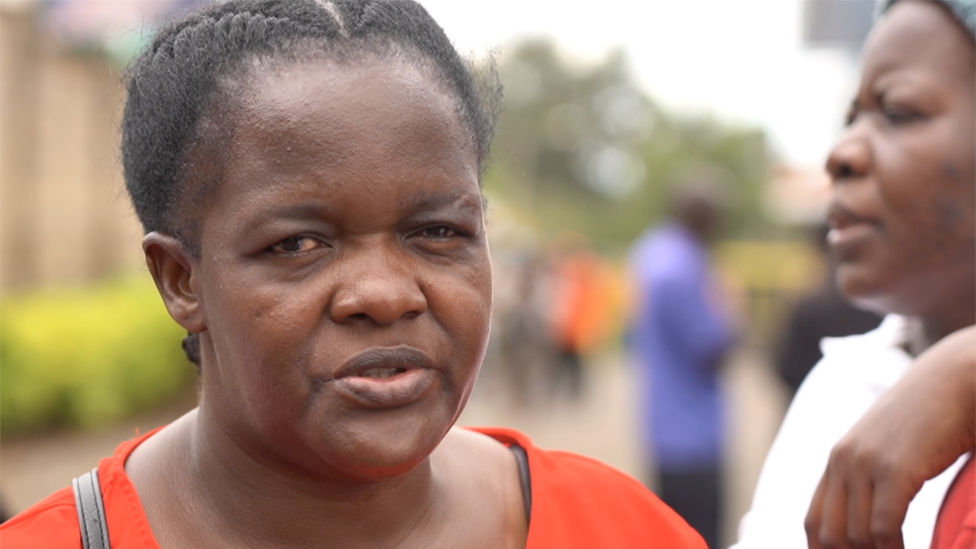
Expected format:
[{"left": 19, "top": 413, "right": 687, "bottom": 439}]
[{"left": 0, "top": 276, "right": 195, "bottom": 436}]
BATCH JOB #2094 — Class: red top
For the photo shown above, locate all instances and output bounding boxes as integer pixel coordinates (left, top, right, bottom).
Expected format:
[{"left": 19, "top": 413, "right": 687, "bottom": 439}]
[
  {"left": 477, "top": 426, "right": 705, "bottom": 547},
  {"left": 931, "top": 454, "right": 976, "bottom": 549},
  {"left": 1, "top": 426, "right": 704, "bottom": 548}
]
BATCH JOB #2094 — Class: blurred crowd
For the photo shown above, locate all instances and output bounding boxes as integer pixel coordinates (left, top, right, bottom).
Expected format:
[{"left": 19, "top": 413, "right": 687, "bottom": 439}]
[{"left": 488, "top": 235, "right": 625, "bottom": 407}]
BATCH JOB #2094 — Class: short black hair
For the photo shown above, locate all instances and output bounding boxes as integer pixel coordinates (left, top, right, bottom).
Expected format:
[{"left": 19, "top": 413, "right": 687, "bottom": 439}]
[{"left": 121, "top": 0, "right": 502, "bottom": 365}]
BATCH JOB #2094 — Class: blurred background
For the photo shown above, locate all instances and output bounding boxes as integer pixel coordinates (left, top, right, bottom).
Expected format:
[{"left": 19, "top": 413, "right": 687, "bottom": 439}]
[{"left": 0, "top": 0, "right": 879, "bottom": 545}]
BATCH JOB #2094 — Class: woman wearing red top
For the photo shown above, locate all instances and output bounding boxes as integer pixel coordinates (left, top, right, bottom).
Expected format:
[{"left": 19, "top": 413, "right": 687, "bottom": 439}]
[{"left": 0, "top": 1, "right": 704, "bottom": 547}]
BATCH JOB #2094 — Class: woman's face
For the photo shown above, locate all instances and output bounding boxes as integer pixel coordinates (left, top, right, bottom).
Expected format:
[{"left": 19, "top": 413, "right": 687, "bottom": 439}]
[
  {"left": 188, "top": 57, "right": 492, "bottom": 480},
  {"left": 825, "top": 0, "right": 976, "bottom": 322}
]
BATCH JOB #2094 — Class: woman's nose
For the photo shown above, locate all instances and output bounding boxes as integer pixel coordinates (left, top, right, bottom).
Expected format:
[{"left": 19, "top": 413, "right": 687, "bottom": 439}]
[
  {"left": 825, "top": 129, "right": 871, "bottom": 183},
  {"left": 327, "top": 250, "right": 428, "bottom": 325}
]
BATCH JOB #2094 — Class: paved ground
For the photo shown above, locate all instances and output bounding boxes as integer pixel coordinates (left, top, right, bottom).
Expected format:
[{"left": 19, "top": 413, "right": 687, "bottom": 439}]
[{"left": 1, "top": 347, "right": 788, "bottom": 547}]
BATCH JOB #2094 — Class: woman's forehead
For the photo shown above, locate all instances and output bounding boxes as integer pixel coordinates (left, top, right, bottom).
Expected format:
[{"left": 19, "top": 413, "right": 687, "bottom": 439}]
[
  {"left": 203, "top": 57, "right": 479, "bottom": 207},
  {"left": 863, "top": 1, "right": 975, "bottom": 87},
  {"left": 237, "top": 57, "right": 458, "bottom": 128},
  {"left": 876, "top": 0, "right": 976, "bottom": 40},
  {"left": 221, "top": 58, "right": 474, "bottom": 166}
]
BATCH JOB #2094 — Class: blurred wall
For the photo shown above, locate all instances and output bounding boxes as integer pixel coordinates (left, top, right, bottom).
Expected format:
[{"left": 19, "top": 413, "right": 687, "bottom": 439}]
[{"left": 0, "top": 6, "right": 144, "bottom": 293}]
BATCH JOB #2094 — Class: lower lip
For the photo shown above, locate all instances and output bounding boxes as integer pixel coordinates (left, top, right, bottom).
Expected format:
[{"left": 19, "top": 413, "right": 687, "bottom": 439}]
[
  {"left": 827, "top": 223, "right": 877, "bottom": 257},
  {"left": 330, "top": 369, "right": 436, "bottom": 409}
]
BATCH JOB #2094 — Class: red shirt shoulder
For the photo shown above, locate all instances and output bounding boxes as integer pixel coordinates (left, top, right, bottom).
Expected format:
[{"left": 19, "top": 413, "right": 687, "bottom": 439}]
[
  {"left": 0, "top": 487, "right": 81, "bottom": 548},
  {"left": 469, "top": 426, "right": 706, "bottom": 548},
  {"left": 0, "top": 428, "right": 163, "bottom": 549}
]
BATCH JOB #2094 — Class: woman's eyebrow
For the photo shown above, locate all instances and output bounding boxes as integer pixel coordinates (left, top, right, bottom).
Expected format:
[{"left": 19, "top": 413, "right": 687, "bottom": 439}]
[
  {"left": 257, "top": 202, "right": 335, "bottom": 220},
  {"left": 400, "top": 189, "right": 482, "bottom": 214},
  {"left": 240, "top": 202, "right": 336, "bottom": 233}
]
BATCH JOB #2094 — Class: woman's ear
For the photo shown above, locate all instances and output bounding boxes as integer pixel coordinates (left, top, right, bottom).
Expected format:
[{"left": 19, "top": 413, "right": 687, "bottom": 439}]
[{"left": 143, "top": 232, "right": 206, "bottom": 333}]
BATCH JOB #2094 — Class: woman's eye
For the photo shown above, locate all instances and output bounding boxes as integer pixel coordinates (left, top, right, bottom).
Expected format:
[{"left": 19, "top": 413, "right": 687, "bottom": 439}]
[
  {"left": 269, "top": 236, "right": 319, "bottom": 254},
  {"left": 882, "top": 106, "right": 920, "bottom": 126},
  {"left": 421, "top": 226, "right": 459, "bottom": 239}
]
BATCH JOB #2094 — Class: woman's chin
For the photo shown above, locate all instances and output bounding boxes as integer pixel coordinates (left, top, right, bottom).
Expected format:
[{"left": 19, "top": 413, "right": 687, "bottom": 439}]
[
  {"left": 329, "top": 446, "right": 436, "bottom": 482},
  {"left": 304, "top": 420, "right": 450, "bottom": 482},
  {"left": 836, "top": 265, "right": 890, "bottom": 311}
]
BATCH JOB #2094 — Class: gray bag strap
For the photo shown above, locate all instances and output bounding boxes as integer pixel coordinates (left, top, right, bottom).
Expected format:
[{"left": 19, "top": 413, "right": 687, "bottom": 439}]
[{"left": 72, "top": 468, "right": 111, "bottom": 549}]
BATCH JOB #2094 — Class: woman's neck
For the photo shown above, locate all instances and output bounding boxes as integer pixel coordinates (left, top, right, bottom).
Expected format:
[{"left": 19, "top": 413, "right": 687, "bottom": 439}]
[{"left": 133, "top": 408, "right": 445, "bottom": 549}]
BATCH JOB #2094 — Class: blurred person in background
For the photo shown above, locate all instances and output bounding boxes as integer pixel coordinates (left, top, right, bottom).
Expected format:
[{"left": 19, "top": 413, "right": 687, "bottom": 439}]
[
  {"left": 548, "top": 235, "right": 616, "bottom": 402},
  {"left": 733, "top": 0, "right": 975, "bottom": 547},
  {"left": 774, "top": 224, "right": 882, "bottom": 400},
  {"left": 497, "top": 252, "right": 554, "bottom": 407},
  {"left": 628, "top": 176, "right": 739, "bottom": 548}
]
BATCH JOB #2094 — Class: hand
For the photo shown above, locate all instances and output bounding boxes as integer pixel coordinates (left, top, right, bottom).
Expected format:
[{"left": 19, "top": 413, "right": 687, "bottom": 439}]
[{"left": 805, "top": 325, "right": 976, "bottom": 549}]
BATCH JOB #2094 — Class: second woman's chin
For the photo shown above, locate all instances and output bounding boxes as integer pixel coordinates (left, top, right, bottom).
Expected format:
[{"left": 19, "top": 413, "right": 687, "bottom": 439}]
[
  {"left": 835, "top": 261, "right": 895, "bottom": 314},
  {"left": 836, "top": 250, "right": 976, "bottom": 323}
]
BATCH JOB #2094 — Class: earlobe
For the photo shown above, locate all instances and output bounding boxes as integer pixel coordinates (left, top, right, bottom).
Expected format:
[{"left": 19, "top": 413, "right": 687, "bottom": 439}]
[{"left": 143, "top": 232, "right": 207, "bottom": 333}]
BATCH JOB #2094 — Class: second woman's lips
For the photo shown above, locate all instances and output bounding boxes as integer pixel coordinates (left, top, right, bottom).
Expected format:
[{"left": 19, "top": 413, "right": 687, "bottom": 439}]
[
  {"left": 826, "top": 201, "right": 879, "bottom": 257},
  {"left": 826, "top": 201, "right": 874, "bottom": 230},
  {"left": 326, "top": 346, "right": 438, "bottom": 409}
]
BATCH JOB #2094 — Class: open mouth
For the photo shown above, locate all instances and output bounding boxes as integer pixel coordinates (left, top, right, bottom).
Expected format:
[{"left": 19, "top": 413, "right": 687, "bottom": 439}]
[
  {"left": 827, "top": 200, "right": 875, "bottom": 231},
  {"left": 358, "top": 367, "right": 408, "bottom": 379},
  {"left": 335, "top": 346, "right": 434, "bottom": 380},
  {"left": 325, "top": 346, "right": 439, "bottom": 408}
]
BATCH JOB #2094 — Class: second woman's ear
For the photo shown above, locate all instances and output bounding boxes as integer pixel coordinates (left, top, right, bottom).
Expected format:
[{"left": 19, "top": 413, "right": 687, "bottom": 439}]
[{"left": 143, "top": 232, "right": 207, "bottom": 334}]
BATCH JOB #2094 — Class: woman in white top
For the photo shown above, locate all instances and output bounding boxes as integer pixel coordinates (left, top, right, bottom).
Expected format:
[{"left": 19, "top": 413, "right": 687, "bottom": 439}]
[{"left": 733, "top": 1, "right": 975, "bottom": 547}]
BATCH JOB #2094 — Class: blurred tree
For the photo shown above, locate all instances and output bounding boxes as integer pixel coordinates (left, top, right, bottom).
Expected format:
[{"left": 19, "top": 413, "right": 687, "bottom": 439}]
[{"left": 485, "top": 39, "right": 775, "bottom": 251}]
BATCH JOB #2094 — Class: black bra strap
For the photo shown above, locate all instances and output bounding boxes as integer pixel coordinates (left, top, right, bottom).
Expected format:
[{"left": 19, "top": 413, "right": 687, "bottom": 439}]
[
  {"left": 510, "top": 444, "right": 532, "bottom": 525},
  {"left": 72, "top": 468, "right": 111, "bottom": 549}
]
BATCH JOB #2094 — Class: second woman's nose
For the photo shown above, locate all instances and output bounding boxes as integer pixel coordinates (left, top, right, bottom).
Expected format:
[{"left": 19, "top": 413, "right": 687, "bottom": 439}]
[{"left": 825, "top": 129, "right": 872, "bottom": 183}]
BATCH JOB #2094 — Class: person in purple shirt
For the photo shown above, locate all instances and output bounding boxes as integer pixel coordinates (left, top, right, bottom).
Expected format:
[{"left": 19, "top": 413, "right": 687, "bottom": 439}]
[{"left": 628, "top": 178, "right": 738, "bottom": 549}]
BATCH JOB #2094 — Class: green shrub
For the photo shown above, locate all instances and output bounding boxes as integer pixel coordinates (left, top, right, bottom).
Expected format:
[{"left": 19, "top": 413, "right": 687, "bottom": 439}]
[{"left": 0, "top": 276, "right": 195, "bottom": 436}]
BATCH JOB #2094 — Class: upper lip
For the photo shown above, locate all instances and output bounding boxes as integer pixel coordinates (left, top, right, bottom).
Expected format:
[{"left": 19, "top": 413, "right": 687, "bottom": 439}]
[
  {"left": 332, "top": 346, "right": 435, "bottom": 380},
  {"left": 826, "top": 201, "right": 875, "bottom": 230}
]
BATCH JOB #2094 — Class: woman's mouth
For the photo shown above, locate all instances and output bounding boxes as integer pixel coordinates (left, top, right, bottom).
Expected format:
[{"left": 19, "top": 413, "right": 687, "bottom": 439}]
[
  {"left": 326, "top": 346, "right": 438, "bottom": 409},
  {"left": 827, "top": 222, "right": 875, "bottom": 246},
  {"left": 826, "top": 202, "right": 879, "bottom": 258},
  {"left": 359, "top": 367, "right": 407, "bottom": 379}
]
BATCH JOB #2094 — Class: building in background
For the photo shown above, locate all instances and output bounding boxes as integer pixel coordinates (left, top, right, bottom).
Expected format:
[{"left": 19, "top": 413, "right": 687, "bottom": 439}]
[{"left": 0, "top": 0, "right": 208, "bottom": 292}]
